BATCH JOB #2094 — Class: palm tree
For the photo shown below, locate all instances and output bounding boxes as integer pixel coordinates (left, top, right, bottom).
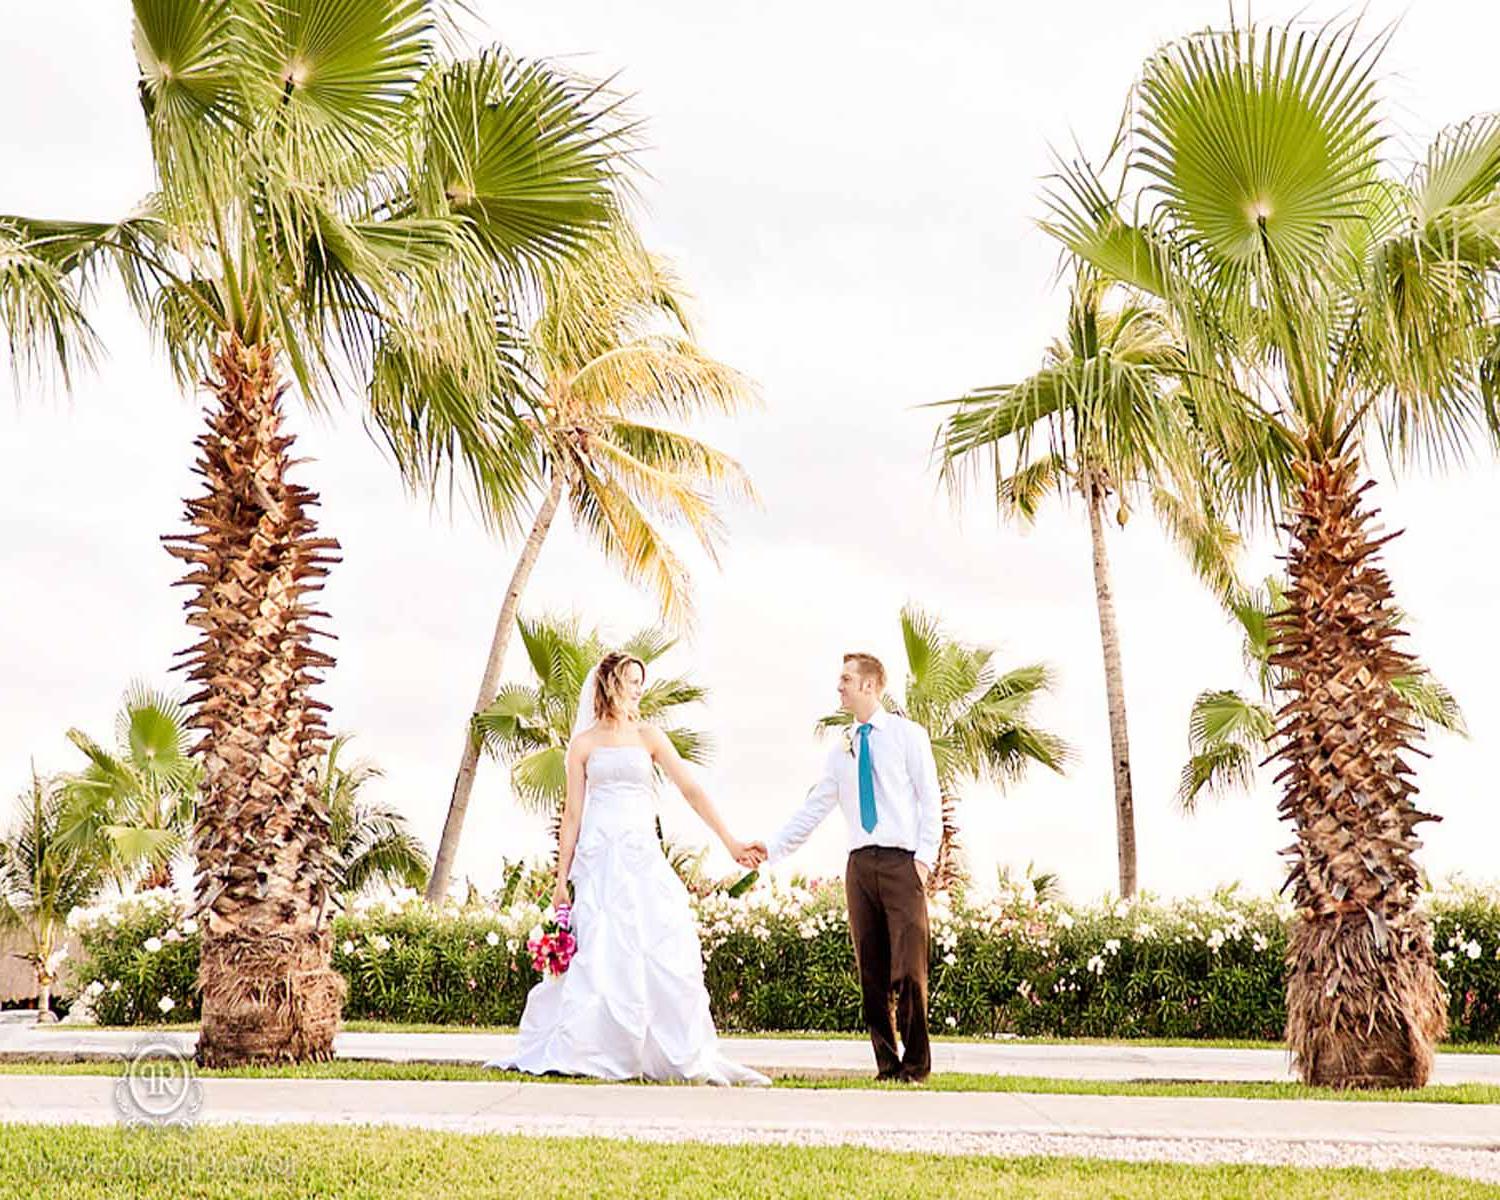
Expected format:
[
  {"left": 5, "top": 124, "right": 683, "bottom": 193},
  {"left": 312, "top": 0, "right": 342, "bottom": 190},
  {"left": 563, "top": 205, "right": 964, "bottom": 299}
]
[
  {"left": 1047, "top": 17, "right": 1500, "bottom": 1086},
  {"left": 317, "top": 736, "right": 430, "bottom": 898},
  {"left": 473, "top": 614, "right": 711, "bottom": 859},
  {"left": 0, "top": 772, "right": 108, "bottom": 1022},
  {"left": 931, "top": 275, "right": 1227, "bottom": 897},
  {"left": 819, "top": 604, "right": 1072, "bottom": 896},
  {"left": 58, "top": 683, "right": 200, "bottom": 892},
  {"left": 1179, "top": 579, "right": 1466, "bottom": 810},
  {"left": 0, "top": 2, "right": 626, "bottom": 1064},
  {"left": 427, "top": 225, "right": 757, "bottom": 901}
]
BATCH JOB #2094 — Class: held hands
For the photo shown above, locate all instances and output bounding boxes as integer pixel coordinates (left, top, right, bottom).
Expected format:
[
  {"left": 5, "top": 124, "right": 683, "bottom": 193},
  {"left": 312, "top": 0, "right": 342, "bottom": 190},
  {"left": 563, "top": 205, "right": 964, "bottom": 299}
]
[{"left": 727, "top": 838, "right": 768, "bottom": 870}]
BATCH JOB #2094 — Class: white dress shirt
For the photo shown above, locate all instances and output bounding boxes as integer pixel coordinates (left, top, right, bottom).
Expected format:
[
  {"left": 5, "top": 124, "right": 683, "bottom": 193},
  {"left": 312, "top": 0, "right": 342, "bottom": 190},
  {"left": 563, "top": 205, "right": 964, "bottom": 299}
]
[{"left": 766, "top": 707, "right": 942, "bottom": 869}]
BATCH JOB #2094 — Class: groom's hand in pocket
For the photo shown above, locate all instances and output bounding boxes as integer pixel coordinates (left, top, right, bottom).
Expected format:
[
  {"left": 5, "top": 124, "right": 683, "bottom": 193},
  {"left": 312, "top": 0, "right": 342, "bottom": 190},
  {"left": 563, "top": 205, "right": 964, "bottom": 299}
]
[{"left": 914, "top": 859, "right": 930, "bottom": 890}]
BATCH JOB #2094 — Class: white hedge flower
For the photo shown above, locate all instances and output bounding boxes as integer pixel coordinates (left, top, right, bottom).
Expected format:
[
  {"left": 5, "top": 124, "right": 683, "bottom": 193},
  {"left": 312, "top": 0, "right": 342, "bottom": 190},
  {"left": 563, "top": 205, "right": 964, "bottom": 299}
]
[
  {"left": 158, "top": 996, "right": 175, "bottom": 1014},
  {"left": 180, "top": 918, "right": 199, "bottom": 936},
  {"left": 341, "top": 939, "right": 356, "bottom": 956},
  {"left": 1104, "top": 939, "right": 1121, "bottom": 955},
  {"left": 1252, "top": 932, "right": 1270, "bottom": 953},
  {"left": 142, "top": 936, "right": 163, "bottom": 954},
  {"left": 1056, "top": 912, "right": 1075, "bottom": 931},
  {"left": 485, "top": 931, "right": 500, "bottom": 947},
  {"left": 1466, "top": 940, "right": 1482, "bottom": 960}
]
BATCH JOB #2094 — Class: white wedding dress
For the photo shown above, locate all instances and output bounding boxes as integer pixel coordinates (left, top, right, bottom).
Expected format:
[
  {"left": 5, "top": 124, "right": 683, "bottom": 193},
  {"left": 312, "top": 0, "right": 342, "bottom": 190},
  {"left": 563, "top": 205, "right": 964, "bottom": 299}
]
[{"left": 485, "top": 745, "right": 769, "bottom": 1086}]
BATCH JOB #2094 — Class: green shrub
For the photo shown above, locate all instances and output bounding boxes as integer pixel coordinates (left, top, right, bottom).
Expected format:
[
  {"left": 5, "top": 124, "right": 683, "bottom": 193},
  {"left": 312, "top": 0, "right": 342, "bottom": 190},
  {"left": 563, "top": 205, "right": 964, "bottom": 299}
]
[{"left": 64, "top": 879, "right": 1500, "bottom": 1042}]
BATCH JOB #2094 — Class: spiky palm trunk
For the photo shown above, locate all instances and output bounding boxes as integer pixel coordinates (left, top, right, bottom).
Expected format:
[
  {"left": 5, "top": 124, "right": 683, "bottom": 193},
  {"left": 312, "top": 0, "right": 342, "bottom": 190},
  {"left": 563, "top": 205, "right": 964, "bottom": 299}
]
[
  {"left": 427, "top": 467, "right": 567, "bottom": 903},
  {"left": 1085, "top": 475, "right": 1138, "bottom": 898},
  {"left": 164, "top": 335, "right": 345, "bottom": 1067},
  {"left": 1270, "top": 455, "right": 1446, "bottom": 1089}
]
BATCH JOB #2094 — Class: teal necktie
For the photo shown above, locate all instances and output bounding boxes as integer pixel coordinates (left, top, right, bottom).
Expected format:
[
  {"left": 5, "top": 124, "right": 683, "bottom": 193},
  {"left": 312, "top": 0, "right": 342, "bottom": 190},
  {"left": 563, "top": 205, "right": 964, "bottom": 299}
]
[{"left": 857, "top": 723, "right": 877, "bottom": 832}]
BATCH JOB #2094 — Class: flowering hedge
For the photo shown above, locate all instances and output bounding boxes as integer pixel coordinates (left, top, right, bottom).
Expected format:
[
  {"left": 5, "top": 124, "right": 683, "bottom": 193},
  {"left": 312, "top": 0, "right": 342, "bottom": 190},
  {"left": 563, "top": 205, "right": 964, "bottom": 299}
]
[{"left": 63, "top": 880, "right": 1500, "bottom": 1042}]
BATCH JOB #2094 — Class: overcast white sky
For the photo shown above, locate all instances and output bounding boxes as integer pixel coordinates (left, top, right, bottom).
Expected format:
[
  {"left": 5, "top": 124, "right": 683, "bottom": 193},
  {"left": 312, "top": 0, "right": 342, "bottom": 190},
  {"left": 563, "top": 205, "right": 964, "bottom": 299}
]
[{"left": 3, "top": 1, "right": 1498, "bottom": 904}]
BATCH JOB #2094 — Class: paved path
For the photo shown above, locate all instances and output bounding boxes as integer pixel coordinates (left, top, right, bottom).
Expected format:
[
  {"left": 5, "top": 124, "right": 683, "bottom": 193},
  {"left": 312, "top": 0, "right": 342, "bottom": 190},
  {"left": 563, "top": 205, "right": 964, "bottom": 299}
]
[
  {"left": 6, "top": 1023, "right": 1500, "bottom": 1085},
  {"left": 2, "top": 1072, "right": 1497, "bottom": 1145},
  {"left": 4, "top": 1072, "right": 1499, "bottom": 1183}
]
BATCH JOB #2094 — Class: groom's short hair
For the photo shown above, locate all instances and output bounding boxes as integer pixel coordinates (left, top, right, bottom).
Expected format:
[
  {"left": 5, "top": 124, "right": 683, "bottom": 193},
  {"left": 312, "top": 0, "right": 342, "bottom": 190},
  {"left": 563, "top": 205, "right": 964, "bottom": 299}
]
[{"left": 843, "top": 652, "right": 886, "bottom": 690}]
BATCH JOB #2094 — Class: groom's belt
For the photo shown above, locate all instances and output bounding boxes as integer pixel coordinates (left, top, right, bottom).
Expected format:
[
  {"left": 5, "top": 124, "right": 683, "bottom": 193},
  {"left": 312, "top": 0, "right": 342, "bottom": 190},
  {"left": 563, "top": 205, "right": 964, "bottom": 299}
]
[{"left": 848, "top": 845, "right": 914, "bottom": 858}]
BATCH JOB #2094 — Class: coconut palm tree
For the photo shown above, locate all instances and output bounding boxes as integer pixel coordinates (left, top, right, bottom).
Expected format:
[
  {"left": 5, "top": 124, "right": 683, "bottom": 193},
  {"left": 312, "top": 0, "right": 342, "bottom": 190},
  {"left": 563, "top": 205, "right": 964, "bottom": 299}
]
[
  {"left": 818, "top": 604, "right": 1072, "bottom": 896},
  {"left": 931, "top": 274, "right": 1233, "bottom": 897},
  {"left": 1179, "top": 576, "right": 1465, "bottom": 808},
  {"left": 57, "top": 683, "right": 200, "bottom": 892},
  {"left": 0, "top": 1, "right": 626, "bottom": 1064},
  {"left": 1047, "top": 17, "right": 1500, "bottom": 1087},
  {"left": 0, "top": 772, "right": 108, "bottom": 1022},
  {"left": 317, "top": 736, "right": 430, "bottom": 898},
  {"left": 472, "top": 614, "right": 711, "bottom": 859},
  {"left": 426, "top": 225, "right": 757, "bottom": 901}
]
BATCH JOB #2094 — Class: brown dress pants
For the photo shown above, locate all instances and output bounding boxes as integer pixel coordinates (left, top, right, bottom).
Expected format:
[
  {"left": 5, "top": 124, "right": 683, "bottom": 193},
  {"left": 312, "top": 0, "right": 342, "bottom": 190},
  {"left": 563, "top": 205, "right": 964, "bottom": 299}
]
[{"left": 845, "top": 846, "right": 931, "bottom": 1080}]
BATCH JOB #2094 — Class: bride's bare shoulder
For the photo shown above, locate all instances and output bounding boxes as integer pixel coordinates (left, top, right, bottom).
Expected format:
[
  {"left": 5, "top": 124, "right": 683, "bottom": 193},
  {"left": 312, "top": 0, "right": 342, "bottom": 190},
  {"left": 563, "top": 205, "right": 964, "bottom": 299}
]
[{"left": 567, "top": 730, "right": 600, "bottom": 759}]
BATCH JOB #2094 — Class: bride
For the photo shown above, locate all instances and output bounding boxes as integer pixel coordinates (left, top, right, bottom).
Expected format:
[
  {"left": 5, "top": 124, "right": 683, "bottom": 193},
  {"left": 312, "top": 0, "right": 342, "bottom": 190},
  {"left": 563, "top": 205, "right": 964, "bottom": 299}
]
[{"left": 485, "top": 651, "right": 769, "bottom": 1086}]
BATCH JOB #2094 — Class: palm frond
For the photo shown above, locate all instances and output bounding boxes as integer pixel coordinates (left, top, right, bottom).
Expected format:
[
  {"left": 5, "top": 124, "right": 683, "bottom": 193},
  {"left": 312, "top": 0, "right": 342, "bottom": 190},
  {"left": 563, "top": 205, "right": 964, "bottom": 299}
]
[
  {"left": 1150, "top": 485, "right": 1243, "bottom": 604},
  {"left": 1177, "top": 741, "right": 1260, "bottom": 812},
  {"left": 568, "top": 464, "right": 694, "bottom": 629},
  {"left": 1391, "top": 672, "right": 1467, "bottom": 736},
  {"left": 509, "top": 746, "right": 568, "bottom": 813},
  {"left": 416, "top": 51, "right": 628, "bottom": 270},
  {"left": 1187, "top": 688, "right": 1276, "bottom": 752}
]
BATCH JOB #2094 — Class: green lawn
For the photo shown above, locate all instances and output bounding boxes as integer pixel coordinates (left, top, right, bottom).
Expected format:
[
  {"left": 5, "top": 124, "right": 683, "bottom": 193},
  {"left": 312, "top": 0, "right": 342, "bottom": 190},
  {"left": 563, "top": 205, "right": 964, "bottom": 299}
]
[
  {"left": 3, "top": 1058, "right": 1499, "bottom": 1104},
  {"left": 0, "top": 1124, "right": 1491, "bottom": 1199}
]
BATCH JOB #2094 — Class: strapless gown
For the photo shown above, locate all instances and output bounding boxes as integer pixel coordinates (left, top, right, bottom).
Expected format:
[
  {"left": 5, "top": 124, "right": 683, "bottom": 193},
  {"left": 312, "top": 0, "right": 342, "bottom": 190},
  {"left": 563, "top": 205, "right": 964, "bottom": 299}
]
[{"left": 484, "top": 745, "right": 768, "bottom": 1086}]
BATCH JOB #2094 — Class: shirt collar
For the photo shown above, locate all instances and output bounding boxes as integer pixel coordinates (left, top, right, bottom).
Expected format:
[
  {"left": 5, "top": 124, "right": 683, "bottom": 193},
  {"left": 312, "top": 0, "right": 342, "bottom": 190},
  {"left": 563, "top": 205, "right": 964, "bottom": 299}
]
[{"left": 858, "top": 707, "right": 890, "bottom": 731}]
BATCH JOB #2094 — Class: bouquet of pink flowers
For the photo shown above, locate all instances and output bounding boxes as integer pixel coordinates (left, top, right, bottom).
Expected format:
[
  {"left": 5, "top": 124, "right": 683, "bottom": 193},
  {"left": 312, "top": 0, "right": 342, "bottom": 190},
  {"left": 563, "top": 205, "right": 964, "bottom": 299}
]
[{"left": 527, "top": 904, "right": 577, "bottom": 976}]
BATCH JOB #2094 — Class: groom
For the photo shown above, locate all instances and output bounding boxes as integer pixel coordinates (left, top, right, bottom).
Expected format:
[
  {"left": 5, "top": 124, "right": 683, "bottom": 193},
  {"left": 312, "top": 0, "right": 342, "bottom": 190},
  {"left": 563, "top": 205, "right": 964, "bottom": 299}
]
[{"left": 741, "top": 652, "right": 941, "bottom": 1083}]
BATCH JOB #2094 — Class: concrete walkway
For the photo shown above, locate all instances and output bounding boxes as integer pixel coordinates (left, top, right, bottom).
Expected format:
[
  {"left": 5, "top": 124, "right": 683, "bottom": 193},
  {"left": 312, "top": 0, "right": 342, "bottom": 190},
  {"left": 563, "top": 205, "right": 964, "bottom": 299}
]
[
  {"left": 2, "top": 1072, "right": 1498, "bottom": 1147},
  {"left": 6, "top": 1022, "right": 1500, "bottom": 1085}
]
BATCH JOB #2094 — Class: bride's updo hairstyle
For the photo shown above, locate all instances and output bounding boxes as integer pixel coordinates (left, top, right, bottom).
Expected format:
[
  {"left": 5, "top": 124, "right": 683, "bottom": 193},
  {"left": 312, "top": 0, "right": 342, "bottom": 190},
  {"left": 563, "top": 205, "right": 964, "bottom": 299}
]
[{"left": 593, "top": 652, "right": 646, "bottom": 723}]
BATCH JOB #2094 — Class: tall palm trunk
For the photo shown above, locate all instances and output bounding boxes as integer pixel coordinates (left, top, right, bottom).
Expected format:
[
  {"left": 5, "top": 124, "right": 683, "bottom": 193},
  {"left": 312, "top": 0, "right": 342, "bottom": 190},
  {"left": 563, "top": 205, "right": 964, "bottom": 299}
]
[
  {"left": 1085, "top": 474, "right": 1138, "bottom": 898},
  {"left": 928, "top": 790, "right": 964, "bottom": 896},
  {"left": 426, "top": 468, "right": 567, "bottom": 902},
  {"left": 1271, "top": 455, "right": 1445, "bottom": 1089},
  {"left": 164, "top": 334, "right": 345, "bottom": 1067}
]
